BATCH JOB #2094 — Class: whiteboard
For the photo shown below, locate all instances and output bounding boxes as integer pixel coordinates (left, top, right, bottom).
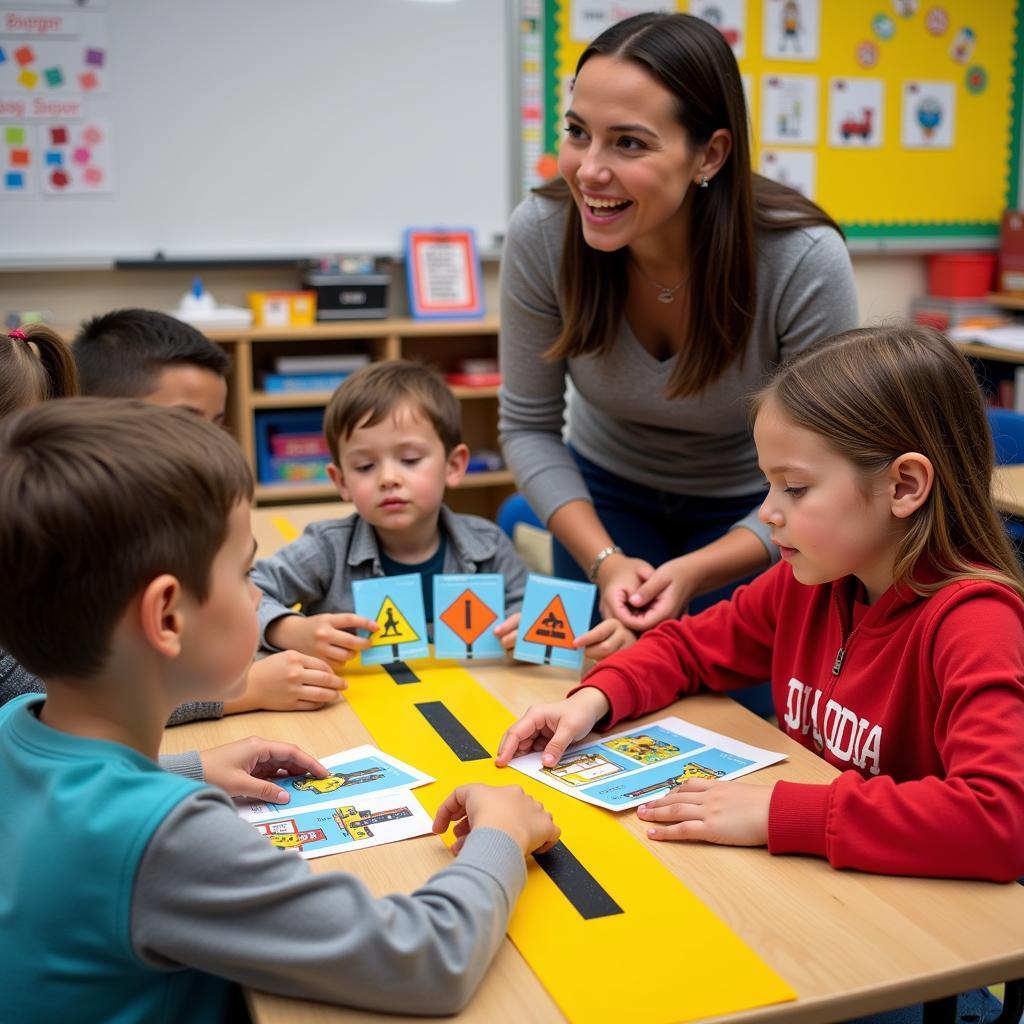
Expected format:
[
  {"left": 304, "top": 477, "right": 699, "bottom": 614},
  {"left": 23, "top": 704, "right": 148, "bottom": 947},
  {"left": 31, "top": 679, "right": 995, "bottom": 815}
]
[{"left": 0, "top": 0, "right": 515, "bottom": 266}]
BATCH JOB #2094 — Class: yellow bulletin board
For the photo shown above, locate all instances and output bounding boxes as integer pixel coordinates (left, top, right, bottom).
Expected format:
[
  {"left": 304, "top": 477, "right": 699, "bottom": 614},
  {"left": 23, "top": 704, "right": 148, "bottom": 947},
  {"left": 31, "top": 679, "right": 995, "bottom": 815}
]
[{"left": 542, "top": 1, "right": 1023, "bottom": 245}]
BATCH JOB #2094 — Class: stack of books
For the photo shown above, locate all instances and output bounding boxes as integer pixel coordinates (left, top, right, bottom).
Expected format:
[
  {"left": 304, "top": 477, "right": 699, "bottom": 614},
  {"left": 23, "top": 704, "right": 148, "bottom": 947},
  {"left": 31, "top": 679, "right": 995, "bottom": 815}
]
[{"left": 262, "top": 353, "right": 370, "bottom": 393}]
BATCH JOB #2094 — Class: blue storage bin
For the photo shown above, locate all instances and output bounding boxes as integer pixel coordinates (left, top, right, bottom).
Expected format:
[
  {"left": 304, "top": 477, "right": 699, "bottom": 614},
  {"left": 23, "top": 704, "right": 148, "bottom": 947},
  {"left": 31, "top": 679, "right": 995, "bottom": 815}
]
[{"left": 255, "top": 409, "right": 330, "bottom": 485}]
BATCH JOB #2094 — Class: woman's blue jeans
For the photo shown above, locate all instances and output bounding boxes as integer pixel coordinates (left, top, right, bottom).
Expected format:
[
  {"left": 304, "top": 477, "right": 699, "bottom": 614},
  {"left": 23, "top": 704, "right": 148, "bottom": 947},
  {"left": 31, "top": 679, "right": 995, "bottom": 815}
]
[{"left": 551, "top": 446, "right": 773, "bottom": 717}]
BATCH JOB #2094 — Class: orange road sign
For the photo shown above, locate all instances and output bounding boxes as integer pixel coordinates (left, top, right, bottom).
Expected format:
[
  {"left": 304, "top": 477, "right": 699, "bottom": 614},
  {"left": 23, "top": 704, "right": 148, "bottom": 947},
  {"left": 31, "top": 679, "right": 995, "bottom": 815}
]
[
  {"left": 522, "top": 594, "right": 576, "bottom": 650},
  {"left": 439, "top": 588, "right": 498, "bottom": 646}
]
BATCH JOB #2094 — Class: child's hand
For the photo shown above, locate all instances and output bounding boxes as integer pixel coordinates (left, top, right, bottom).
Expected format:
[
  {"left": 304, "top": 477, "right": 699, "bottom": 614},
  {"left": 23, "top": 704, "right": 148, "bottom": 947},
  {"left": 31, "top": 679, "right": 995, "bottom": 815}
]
[
  {"left": 432, "top": 782, "right": 560, "bottom": 856},
  {"left": 637, "top": 779, "right": 775, "bottom": 846},
  {"left": 574, "top": 618, "right": 636, "bottom": 661},
  {"left": 199, "top": 736, "right": 329, "bottom": 803},
  {"left": 494, "top": 687, "right": 610, "bottom": 767},
  {"left": 492, "top": 612, "right": 520, "bottom": 651},
  {"left": 267, "top": 612, "right": 378, "bottom": 665},
  {"left": 223, "top": 650, "right": 346, "bottom": 714}
]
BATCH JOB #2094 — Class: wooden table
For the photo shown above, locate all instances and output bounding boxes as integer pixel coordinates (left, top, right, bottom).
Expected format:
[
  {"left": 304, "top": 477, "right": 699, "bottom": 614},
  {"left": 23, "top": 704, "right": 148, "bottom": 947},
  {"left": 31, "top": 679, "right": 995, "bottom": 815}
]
[
  {"left": 161, "top": 663, "right": 1024, "bottom": 1024},
  {"left": 994, "top": 465, "right": 1024, "bottom": 518},
  {"left": 251, "top": 501, "right": 353, "bottom": 557}
]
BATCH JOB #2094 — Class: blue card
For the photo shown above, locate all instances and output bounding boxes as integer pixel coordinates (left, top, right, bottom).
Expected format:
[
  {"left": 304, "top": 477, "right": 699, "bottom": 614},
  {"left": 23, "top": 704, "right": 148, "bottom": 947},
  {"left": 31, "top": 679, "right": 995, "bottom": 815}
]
[
  {"left": 433, "top": 573, "right": 505, "bottom": 661},
  {"left": 513, "top": 574, "right": 596, "bottom": 670},
  {"left": 352, "top": 573, "right": 429, "bottom": 664}
]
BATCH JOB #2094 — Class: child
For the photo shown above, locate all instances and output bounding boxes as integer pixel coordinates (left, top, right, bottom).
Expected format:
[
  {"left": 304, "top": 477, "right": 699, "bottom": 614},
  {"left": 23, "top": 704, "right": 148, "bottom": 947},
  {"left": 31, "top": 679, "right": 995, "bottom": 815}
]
[
  {"left": 73, "top": 307, "right": 231, "bottom": 424},
  {"left": 0, "top": 398, "right": 560, "bottom": 1020},
  {"left": 0, "top": 324, "right": 78, "bottom": 704},
  {"left": 253, "top": 359, "right": 635, "bottom": 663},
  {"left": 72, "top": 308, "right": 343, "bottom": 721},
  {"left": 497, "top": 325, "right": 1024, "bottom": 884}
]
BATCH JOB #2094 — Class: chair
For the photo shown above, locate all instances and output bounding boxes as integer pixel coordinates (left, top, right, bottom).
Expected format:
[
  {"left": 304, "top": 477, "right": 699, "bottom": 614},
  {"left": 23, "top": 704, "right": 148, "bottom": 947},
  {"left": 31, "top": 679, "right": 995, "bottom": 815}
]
[
  {"left": 497, "top": 493, "right": 552, "bottom": 575},
  {"left": 987, "top": 408, "right": 1024, "bottom": 547}
]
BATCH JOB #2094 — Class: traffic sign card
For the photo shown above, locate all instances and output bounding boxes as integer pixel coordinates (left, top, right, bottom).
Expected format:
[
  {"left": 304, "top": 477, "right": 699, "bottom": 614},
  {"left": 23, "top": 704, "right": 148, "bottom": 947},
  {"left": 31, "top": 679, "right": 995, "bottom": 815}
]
[
  {"left": 352, "top": 573, "right": 430, "bottom": 664},
  {"left": 433, "top": 573, "right": 504, "bottom": 660},
  {"left": 513, "top": 574, "right": 596, "bottom": 670}
]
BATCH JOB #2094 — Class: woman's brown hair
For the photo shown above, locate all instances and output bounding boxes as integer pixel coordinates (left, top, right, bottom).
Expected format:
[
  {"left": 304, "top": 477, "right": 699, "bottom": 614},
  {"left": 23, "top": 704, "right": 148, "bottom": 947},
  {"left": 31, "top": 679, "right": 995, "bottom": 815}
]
[
  {"left": 540, "top": 12, "right": 841, "bottom": 400},
  {"left": 0, "top": 322, "right": 79, "bottom": 418},
  {"left": 752, "top": 324, "right": 1024, "bottom": 600}
]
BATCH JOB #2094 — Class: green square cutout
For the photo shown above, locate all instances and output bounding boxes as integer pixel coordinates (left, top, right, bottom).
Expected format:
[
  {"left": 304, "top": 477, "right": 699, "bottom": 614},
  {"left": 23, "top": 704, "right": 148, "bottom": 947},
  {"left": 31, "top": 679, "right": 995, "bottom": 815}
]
[
  {"left": 44, "top": 66, "right": 64, "bottom": 87},
  {"left": 5, "top": 126, "right": 25, "bottom": 145}
]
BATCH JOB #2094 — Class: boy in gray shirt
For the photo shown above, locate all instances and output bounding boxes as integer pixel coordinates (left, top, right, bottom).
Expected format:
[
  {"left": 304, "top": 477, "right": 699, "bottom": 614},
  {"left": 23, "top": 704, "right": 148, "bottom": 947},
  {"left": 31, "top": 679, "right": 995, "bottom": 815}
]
[
  {"left": 253, "top": 361, "right": 530, "bottom": 663},
  {"left": 0, "top": 399, "right": 560, "bottom": 1022}
]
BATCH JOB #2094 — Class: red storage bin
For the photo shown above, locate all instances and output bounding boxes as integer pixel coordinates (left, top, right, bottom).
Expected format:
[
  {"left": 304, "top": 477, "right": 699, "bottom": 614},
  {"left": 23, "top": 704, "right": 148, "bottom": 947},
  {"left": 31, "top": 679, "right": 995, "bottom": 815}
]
[{"left": 927, "top": 252, "right": 997, "bottom": 298}]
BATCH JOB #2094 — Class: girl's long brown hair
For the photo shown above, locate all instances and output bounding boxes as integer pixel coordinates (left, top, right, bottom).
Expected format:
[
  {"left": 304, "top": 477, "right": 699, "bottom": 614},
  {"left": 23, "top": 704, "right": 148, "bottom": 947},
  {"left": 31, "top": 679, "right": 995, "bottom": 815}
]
[
  {"left": 0, "top": 323, "right": 79, "bottom": 419},
  {"left": 752, "top": 324, "right": 1024, "bottom": 599},
  {"left": 541, "top": 12, "right": 841, "bottom": 400}
]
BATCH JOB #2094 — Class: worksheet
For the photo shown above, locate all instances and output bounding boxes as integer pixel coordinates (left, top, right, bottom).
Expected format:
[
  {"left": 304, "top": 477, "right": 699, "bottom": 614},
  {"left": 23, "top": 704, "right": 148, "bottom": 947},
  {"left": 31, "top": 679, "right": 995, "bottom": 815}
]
[
  {"left": 511, "top": 716, "right": 786, "bottom": 811},
  {"left": 235, "top": 746, "right": 435, "bottom": 859}
]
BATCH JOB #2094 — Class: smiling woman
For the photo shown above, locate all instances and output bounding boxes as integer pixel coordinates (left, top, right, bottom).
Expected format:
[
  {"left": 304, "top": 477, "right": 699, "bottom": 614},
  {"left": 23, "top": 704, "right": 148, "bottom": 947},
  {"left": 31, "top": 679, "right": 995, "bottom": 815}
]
[{"left": 498, "top": 13, "right": 858, "bottom": 703}]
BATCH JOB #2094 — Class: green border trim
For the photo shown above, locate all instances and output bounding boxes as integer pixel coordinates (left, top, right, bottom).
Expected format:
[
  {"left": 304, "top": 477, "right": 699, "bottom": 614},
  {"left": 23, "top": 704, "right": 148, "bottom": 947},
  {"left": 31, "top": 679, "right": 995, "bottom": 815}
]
[
  {"left": 843, "top": 223, "right": 1000, "bottom": 239},
  {"left": 545, "top": 0, "right": 559, "bottom": 156},
  {"left": 1006, "top": 0, "right": 1024, "bottom": 211}
]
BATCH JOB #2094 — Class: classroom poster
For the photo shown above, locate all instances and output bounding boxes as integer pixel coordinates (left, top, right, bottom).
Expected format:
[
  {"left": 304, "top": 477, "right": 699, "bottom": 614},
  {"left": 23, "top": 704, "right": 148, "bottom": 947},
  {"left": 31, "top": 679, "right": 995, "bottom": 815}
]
[
  {"left": 0, "top": 1, "right": 112, "bottom": 196},
  {"left": 511, "top": 715, "right": 786, "bottom": 811}
]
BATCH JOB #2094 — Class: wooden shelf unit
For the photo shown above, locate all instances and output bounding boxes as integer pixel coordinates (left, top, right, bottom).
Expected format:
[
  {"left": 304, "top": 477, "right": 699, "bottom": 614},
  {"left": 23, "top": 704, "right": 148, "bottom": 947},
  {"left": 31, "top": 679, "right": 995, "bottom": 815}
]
[{"left": 204, "top": 318, "right": 513, "bottom": 519}]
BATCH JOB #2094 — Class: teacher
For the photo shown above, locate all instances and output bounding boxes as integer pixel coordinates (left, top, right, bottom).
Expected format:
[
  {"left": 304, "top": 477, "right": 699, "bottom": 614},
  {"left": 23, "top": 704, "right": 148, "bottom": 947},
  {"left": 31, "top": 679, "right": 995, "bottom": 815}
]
[{"left": 499, "top": 12, "right": 857, "bottom": 647}]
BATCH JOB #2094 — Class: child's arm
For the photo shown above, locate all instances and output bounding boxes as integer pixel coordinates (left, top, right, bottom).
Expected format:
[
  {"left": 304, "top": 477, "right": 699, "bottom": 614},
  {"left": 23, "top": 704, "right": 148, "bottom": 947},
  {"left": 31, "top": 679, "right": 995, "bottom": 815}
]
[
  {"left": 198, "top": 736, "right": 329, "bottom": 802},
  {"left": 266, "top": 612, "right": 378, "bottom": 666},
  {"left": 249, "top": 525, "right": 341, "bottom": 650},
  {"left": 131, "top": 784, "right": 558, "bottom": 1014},
  {"left": 221, "top": 650, "right": 345, "bottom": 713},
  {"left": 764, "top": 588, "right": 1024, "bottom": 881}
]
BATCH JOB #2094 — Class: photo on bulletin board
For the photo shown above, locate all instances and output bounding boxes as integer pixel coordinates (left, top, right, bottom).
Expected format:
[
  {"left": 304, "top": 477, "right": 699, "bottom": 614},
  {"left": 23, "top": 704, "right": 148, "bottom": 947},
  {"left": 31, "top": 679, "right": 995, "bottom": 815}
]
[
  {"left": 404, "top": 228, "right": 484, "bottom": 320},
  {"left": 543, "top": 0, "right": 1024, "bottom": 244}
]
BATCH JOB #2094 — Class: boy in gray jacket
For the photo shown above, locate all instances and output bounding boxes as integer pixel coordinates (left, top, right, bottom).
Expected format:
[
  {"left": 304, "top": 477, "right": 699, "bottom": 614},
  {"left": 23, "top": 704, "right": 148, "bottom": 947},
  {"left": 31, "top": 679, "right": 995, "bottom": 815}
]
[{"left": 253, "top": 361, "right": 529, "bottom": 663}]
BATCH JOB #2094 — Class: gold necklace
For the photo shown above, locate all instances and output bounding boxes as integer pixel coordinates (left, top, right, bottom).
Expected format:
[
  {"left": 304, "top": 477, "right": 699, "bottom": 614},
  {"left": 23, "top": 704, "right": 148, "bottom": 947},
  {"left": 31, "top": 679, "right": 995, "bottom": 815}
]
[{"left": 631, "top": 257, "right": 686, "bottom": 304}]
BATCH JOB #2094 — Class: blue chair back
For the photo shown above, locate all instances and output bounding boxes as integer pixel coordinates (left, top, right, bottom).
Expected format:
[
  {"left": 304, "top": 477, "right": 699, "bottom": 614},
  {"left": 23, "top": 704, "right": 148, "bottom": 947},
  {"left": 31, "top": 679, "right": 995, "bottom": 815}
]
[
  {"left": 987, "top": 407, "right": 1024, "bottom": 466},
  {"left": 496, "top": 493, "right": 542, "bottom": 539},
  {"left": 987, "top": 408, "right": 1024, "bottom": 547}
]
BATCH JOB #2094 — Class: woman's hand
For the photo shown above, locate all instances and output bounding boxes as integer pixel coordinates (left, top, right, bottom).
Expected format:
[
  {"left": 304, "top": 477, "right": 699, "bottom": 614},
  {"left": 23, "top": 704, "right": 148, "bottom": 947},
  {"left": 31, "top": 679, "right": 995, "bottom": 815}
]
[
  {"left": 596, "top": 553, "right": 655, "bottom": 623},
  {"left": 636, "top": 779, "right": 774, "bottom": 846},
  {"left": 609, "top": 554, "right": 702, "bottom": 632}
]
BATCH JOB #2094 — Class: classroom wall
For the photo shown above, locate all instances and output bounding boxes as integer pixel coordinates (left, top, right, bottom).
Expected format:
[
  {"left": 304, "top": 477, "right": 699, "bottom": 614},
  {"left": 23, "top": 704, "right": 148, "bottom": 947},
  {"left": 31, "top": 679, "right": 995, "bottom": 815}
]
[{"left": 0, "top": 253, "right": 924, "bottom": 331}]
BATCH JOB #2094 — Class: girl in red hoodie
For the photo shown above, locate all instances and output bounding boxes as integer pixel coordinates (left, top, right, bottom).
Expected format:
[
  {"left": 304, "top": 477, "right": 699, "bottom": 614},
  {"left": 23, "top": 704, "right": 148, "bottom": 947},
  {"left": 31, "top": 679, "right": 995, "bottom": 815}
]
[{"left": 497, "top": 325, "right": 1024, "bottom": 884}]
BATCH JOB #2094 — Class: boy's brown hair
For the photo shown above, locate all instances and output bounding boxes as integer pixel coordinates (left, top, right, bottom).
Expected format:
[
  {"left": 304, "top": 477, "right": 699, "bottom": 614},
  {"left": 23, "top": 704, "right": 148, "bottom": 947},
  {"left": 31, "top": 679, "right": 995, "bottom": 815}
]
[
  {"left": 323, "top": 360, "right": 462, "bottom": 463},
  {"left": 0, "top": 398, "right": 254, "bottom": 679}
]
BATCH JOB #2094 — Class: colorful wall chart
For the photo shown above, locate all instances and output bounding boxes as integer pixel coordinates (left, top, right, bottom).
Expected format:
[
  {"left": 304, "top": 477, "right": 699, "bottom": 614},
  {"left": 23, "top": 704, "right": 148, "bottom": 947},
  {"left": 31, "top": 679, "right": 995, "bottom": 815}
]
[
  {"left": 539, "top": 0, "right": 1023, "bottom": 242},
  {"left": 0, "top": 1, "right": 112, "bottom": 198}
]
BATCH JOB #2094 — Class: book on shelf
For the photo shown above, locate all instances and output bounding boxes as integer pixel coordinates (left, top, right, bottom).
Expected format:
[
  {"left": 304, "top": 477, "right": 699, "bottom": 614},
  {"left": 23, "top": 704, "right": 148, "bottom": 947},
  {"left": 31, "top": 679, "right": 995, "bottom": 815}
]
[
  {"left": 949, "top": 324, "right": 1024, "bottom": 352},
  {"left": 274, "top": 354, "right": 370, "bottom": 374},
  {"left": 262, "top": 372, "right": 351, "bottom": 393},
  {"left": 445, "top": 371, "right": 502, "bottom": 387}
]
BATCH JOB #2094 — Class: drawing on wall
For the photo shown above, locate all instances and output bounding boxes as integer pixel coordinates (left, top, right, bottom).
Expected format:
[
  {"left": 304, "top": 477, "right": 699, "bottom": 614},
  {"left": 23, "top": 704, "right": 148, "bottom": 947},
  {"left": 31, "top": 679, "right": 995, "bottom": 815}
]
[
  {"left": 828, "top": 78, "right": 884, "bottom": 148},
  {"left": 901, "top": 80, "right": 955, "bottom": 148},
  {"left": 949, "top": 26, "right": 976, "bottom": 65},
  {"left": 570, "top": 0, "right": 673, "bottom": 44},
  {"left": 758, "top": 149, "right": 816, "bottom": 198},
  {"left": 39, "top": 117, "right": 111, "bottom": 193},
  {"left": 689, "top": 0, "right": 746, "bottom": 58},
  {"left": 2, "top": 123, "right": 35, "bottom": 196},
  {"left": 762, "top": 0, "right": 820, "bottom": 61},
  {"left": 761, "top": 74, "right": 818, "bottom": 145}
]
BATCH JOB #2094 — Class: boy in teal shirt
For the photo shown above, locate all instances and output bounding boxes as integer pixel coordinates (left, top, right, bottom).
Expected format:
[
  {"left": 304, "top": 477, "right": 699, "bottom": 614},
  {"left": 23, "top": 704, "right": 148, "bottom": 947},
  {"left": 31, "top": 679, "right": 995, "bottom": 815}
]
[{"left": 0, "top": 398, "right": 559, "bottom": 1022}]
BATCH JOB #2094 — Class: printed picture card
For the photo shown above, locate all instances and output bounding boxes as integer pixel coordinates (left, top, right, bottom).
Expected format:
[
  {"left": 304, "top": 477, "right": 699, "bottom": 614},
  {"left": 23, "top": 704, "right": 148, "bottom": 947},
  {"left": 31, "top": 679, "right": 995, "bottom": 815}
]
[
  {"left": 353, "top": 573, "right": 430, "bottom": 665},
  {"left": 513, "top": 574, "right": 596, "bottom": 671},
  {"left": 433, "top": 573, "right": 505, "bottom": 661}
]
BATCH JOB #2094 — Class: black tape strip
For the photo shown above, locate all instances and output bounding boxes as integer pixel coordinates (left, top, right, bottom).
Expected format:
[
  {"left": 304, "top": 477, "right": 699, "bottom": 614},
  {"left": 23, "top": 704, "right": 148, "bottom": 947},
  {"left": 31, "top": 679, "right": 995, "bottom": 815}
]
[
  {"left": 533, "top": 841, "right": 624, "bottom": 920},
  {"left": 414, "top": 701, "right": 490, "bottom": 761},
  {"left": 383, "top": 661, "right": 420, "bottom": 685}
]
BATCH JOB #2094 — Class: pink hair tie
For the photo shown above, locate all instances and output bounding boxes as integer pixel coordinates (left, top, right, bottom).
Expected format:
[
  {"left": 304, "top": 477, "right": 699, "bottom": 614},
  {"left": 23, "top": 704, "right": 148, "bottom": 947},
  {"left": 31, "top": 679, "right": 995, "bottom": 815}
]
[{"left": 8, "top": 329, "right": 27, "bottom": 341}]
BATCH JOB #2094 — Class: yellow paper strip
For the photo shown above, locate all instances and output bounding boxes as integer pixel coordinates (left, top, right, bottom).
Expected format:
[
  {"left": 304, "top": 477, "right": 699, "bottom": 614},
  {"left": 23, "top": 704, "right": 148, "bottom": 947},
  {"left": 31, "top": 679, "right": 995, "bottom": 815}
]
[{"left": 344, "top": 659, "right": 795, "bottom": 1023}]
